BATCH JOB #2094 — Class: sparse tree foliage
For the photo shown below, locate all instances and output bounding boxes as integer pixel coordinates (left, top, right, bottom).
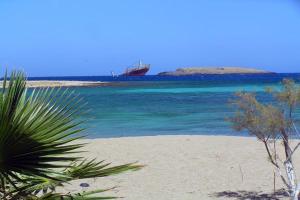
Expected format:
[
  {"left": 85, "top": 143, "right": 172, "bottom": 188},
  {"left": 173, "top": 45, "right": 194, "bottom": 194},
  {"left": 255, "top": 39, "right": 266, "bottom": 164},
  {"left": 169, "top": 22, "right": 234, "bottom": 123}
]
[
  {"left": 230, "top": 79, "right": 300, "bottom": 200},
  {"left": 0, "top": 71, "right": 142, "bottom": 200}
]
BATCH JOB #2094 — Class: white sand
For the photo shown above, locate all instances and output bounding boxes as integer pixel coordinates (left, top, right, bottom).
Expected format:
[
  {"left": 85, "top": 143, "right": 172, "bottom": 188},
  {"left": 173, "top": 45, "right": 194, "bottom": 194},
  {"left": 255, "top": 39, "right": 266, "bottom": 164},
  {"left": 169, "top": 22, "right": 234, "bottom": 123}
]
[
  {"left": 61, "top": 135, "right": 299, "bottom": 199},
  {"left": 0, "top": 80, "right": 108, "bottom": 88},
  {"left": 25, "top": 80, "right": 109, "bottom": 87}
]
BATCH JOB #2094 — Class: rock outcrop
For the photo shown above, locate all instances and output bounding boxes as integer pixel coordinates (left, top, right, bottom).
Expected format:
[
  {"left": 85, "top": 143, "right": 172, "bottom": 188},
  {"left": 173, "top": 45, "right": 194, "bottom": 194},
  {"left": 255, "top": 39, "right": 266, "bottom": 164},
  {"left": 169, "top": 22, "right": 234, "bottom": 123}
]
[{"left": 158, "top": 67, "right": 273, "bottom": 76}]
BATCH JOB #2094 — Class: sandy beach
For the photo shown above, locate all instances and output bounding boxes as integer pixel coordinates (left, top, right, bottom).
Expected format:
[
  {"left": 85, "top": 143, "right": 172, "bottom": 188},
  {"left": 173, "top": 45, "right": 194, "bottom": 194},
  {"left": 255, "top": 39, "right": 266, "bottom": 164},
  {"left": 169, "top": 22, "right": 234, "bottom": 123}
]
[
  {"left": 59, "top": 135, "right": 300, "bottom": 200},
  {"left": 0, "top": 80, "right": 109, "bottom": 88}
]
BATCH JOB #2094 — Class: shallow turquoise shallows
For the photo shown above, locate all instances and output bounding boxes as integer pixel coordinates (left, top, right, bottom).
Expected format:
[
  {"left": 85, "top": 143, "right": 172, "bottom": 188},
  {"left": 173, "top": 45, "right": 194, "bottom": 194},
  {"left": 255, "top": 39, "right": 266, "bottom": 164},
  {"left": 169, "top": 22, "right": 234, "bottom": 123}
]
[{"left": 38, "top": 74, "right": 299, "bottom": 138}]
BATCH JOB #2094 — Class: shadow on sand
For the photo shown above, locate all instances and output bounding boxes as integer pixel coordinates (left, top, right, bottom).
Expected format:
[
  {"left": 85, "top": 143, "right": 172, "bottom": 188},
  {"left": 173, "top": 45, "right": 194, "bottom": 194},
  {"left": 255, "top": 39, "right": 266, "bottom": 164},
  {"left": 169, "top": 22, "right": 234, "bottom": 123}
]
[{"left": 211, "top": 189, "right": 289, "bottom": 200}]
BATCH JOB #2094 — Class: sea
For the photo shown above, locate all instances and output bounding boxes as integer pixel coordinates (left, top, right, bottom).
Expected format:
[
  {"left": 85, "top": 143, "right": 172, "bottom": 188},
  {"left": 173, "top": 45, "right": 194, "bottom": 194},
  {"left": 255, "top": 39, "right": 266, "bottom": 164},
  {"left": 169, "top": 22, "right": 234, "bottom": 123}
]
[{"left": 29, "top": 73, "right": 300, "bottom": 138}]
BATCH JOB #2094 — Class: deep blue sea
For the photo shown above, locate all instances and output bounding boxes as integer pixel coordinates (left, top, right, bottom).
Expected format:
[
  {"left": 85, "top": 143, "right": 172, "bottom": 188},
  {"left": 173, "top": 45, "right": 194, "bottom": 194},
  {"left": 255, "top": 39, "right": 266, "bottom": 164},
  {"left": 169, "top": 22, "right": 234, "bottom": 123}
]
[{"left": 30, "top": 73, "right": 300, "bottom": 138}]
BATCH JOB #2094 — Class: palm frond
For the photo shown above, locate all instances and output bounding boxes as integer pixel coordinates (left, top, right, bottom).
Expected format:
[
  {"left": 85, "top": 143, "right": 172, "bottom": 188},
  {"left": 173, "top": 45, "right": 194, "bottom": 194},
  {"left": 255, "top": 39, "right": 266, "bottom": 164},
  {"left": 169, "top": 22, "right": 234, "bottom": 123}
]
[
  {"left": 17, "top": 160, "right": 142, "bottom": 196},
  {"left": 0, "top": 71, "right": 85, "bottom": 181},
  {"left": 65, "top": 159, "right": 143, "bottom": 179},
  {"left": 37, "top": 188, "right": 118, "bottom": 200},
  {"left": 0, "top": 70, "right": 143, "bottom": 200}
]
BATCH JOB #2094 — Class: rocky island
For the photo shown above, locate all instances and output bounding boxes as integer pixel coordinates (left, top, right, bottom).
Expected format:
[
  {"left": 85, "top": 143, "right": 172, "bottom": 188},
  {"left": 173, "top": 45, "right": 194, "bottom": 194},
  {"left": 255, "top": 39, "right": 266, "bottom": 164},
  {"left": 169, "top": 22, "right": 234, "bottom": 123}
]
[{"left": 158, "top": 67, "right": 273, "bottom": 76}]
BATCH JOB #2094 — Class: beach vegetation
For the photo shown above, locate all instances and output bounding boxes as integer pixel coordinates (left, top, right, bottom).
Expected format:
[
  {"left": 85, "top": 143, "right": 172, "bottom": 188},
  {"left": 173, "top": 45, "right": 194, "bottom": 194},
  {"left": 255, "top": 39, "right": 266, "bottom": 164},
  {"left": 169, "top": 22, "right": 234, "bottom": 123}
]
[
  {"left": 0, "top": 70, "right": 142, "bottom": 200},
  {"left": 230, "top": 79, "right": 300, "bottom": 200}
]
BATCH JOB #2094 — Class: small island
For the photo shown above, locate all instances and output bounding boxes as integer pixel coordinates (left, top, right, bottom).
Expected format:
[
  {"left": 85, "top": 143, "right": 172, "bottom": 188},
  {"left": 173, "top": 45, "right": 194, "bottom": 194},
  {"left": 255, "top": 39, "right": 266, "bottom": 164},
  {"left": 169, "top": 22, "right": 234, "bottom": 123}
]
[{"left": 158, "top": 67, "right": 273, "bottom": 76}]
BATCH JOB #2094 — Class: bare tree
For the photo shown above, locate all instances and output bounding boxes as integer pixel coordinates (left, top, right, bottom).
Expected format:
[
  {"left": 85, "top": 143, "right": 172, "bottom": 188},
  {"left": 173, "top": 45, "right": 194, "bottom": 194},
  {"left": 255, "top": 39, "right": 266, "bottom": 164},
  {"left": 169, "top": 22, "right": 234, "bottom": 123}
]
[{"left": 230, "top": 79, "right": 300, "bottom": 200}]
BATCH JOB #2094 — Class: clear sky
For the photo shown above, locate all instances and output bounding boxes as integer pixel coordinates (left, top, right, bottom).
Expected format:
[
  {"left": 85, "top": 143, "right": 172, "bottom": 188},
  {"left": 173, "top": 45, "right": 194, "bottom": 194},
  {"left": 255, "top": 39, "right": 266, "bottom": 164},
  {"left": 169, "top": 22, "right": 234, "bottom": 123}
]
[{"left": 0, "top": 0, "right": 300, "bottom": 76}]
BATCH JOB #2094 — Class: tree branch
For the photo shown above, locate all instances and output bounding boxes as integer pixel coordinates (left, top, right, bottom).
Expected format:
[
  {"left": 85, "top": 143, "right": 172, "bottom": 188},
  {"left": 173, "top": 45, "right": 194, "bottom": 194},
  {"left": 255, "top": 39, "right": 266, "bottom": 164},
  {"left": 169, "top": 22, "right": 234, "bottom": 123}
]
[
  {"left": 286, "top": 122, "right": 300, "bottom": 162},
  {"left": 263, "top": 140, "right": 290, "bottom": 188}
]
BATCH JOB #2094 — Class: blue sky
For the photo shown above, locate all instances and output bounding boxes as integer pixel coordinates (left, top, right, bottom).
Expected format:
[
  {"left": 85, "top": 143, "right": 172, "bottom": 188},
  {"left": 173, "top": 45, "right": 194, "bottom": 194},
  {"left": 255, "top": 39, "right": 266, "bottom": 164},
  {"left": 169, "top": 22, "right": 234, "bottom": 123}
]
[{"left": 0, "top": 0, "right": 300, "bottom": 76}]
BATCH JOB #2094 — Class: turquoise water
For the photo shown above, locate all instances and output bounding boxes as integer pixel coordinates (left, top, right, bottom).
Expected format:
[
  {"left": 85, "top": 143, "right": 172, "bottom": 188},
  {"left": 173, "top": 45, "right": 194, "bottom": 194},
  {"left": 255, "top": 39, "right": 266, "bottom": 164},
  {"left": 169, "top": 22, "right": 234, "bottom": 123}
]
[{"left": 58, "top": 76, "right": 300, "bottom": 138}]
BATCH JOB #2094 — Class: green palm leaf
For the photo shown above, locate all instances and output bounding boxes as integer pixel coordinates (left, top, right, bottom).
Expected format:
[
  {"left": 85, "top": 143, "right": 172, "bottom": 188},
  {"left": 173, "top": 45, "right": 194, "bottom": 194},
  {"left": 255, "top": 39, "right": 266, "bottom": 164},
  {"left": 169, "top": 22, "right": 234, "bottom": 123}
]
[
  {"left": 0, "top": 70, "right": 142, "bottom": 200},
  {"left": 66, "top": 159, "right": 143, "bottom": 179},
  {"left": 0, "top": 71, "right": 84, "bottom": 181}
]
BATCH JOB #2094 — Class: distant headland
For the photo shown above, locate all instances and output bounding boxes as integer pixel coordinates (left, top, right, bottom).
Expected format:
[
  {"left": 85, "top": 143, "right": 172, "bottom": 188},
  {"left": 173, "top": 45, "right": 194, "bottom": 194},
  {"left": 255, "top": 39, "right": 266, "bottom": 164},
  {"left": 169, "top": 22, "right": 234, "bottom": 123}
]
[{"left": 157, "top": 67, "right": 273, "bottom": 76}]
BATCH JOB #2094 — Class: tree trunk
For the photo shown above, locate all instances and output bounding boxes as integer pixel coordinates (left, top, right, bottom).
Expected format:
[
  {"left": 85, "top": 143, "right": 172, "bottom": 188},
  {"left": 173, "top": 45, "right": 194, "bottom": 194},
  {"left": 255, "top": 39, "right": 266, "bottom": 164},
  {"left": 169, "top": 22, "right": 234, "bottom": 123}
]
[
  {"left": 285, "top": 160, "right": 299, "bottom": 199},
  {"left": 291, "top": 184, "right": 300, "bottom": 200},
  {"left": 280, "top": 128, "right": 299, "bottom": 199}
]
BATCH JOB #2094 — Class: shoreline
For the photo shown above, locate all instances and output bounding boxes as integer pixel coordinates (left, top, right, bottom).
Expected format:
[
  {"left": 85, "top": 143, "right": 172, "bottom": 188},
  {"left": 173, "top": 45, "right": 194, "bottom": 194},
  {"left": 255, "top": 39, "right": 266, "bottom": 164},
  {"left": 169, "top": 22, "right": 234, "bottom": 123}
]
[
  {"left": 0, "top": 80, "right": 111, "bottom": 88},
  {"left": 60, "top": 135, "right": 298, "bottom": 199},
  {"left": 85, "top": 134, "right": 253, "bottom": 139}
]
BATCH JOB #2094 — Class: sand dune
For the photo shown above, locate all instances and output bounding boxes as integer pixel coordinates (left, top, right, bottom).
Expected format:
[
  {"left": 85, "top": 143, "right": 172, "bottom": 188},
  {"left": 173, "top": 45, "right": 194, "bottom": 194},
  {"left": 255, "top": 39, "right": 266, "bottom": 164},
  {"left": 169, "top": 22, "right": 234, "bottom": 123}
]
[{"left": 59, "top": 135, "right": 298, "bottom": 199}]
